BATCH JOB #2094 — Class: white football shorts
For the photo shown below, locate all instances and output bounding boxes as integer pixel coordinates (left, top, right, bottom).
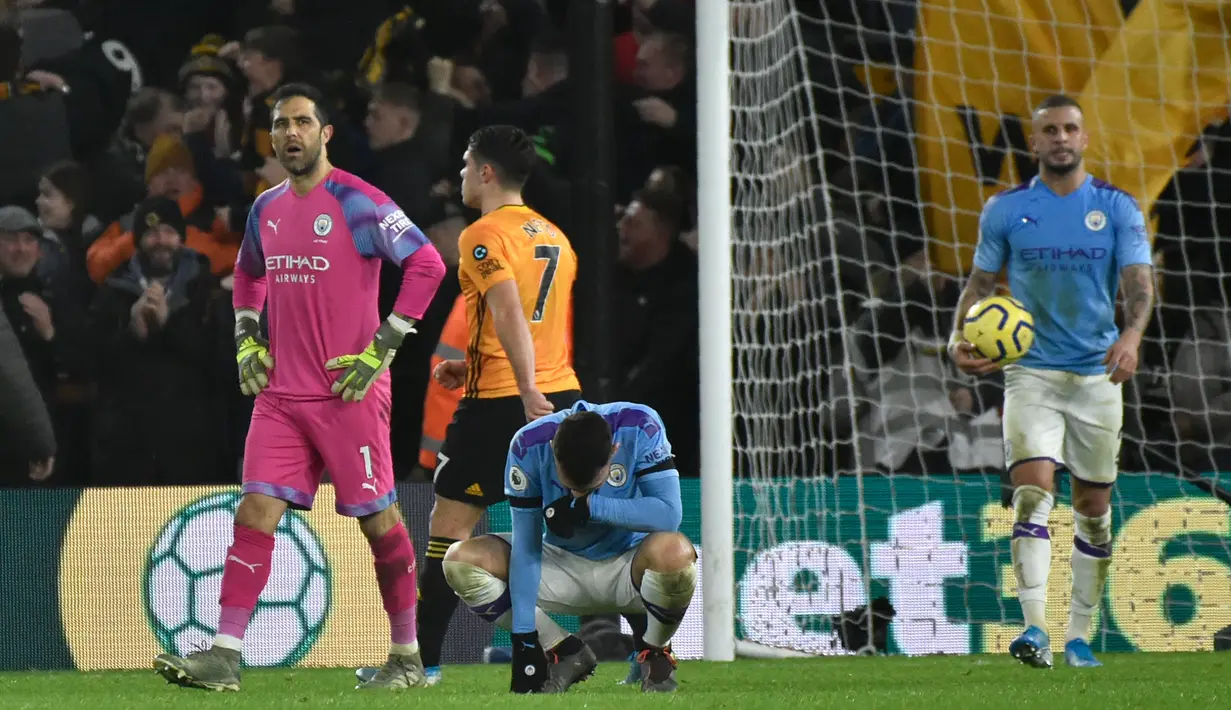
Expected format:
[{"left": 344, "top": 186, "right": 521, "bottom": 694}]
[
  {"left": 492, "top": 533, "right": 644, "bottom": 615},
  {"left": 1001, "top": 365, "right": 1123, "bottom": 486}
]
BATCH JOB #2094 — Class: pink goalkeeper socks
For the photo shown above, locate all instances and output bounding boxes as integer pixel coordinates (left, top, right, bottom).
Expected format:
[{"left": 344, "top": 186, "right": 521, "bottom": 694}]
[
  {"left": 370, "top": 521, "right": 419, "bottom": 646},
  {"left": 217, "top": 524, "right": 276, "bottom": 640}
]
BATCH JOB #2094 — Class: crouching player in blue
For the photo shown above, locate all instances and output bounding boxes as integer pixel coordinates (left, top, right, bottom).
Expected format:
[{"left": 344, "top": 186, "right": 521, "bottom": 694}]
[{"left": 442, "top": 401, "right": 696, "bottom": 693}]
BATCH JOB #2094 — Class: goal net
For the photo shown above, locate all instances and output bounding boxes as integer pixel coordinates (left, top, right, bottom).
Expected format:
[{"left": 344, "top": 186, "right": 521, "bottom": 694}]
[{"left": 726, "top": 0, "right": 1231, "bottom": 657}]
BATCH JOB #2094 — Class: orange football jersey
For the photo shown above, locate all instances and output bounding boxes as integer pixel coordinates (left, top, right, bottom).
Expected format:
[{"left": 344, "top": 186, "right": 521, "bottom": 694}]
[{"left": 456, "top": 205, "right": 579, "bottom": 399}]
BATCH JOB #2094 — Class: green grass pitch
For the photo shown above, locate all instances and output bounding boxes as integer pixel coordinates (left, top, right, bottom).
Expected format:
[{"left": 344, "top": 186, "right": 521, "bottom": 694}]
[{"left": 3, "top": 654, "right": 1231, "bottom": 709}]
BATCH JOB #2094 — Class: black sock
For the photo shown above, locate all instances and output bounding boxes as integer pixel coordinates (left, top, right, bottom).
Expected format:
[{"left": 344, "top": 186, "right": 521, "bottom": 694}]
[
  {"left": 552, "top": 635, "right": 586, "bottom": 656},
  {"left": 624, "top": 613, "right": 649, "bottom": 651},
  {"left": 417, "top": 536, "right": 460, "bottom": 668}
]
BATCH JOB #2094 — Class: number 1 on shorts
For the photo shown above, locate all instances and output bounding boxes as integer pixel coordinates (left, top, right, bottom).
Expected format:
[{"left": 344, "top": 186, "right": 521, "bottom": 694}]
[{"left": 359, "top": 445, "right": 374, "bottom": 479}]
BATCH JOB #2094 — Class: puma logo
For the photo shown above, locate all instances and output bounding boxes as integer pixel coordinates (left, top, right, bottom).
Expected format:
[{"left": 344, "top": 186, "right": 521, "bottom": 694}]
[
  {"left": 362, "top": 482, "right": 378, "bottom": 495},
  {"left": 266, "top": 219, "right": 280, "bottom": 235},
  {"left": 227, "top": 555, "right": 263, "bottom": 573}
]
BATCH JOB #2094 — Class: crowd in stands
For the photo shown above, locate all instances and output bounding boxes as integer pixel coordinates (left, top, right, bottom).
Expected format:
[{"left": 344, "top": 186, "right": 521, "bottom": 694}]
[
  {"left": 10, "top": 0, "right": 1224, "bottom": 487},
  {"left": 0, "top": 0, "right": 701, "bottom": 486}
]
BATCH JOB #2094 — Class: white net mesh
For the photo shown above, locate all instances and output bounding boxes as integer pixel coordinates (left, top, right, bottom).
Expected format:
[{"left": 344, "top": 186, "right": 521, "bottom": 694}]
[{"left": 728, "top": 0, "right": 1231, "bottom": 656}]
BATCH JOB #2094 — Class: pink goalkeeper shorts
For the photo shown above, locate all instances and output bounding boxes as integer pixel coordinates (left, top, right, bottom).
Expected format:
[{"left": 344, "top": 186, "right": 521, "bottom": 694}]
[{"left": 241, "top": 389, "right": 396, "bottom": 517}]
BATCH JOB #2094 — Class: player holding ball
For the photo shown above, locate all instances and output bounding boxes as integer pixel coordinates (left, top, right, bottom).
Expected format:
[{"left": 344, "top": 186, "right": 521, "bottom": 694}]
[{"left": 949, "top": 94, "right": 1154, "bottom": 670}]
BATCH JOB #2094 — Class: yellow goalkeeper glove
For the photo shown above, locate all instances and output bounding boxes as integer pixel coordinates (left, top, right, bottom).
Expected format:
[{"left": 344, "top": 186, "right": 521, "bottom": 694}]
[
  {"left": 235, "top": 310, "right": 274, "bottom": 396},
  {"left": 324, "top": 315, "right": 416, "bottom": 403}
]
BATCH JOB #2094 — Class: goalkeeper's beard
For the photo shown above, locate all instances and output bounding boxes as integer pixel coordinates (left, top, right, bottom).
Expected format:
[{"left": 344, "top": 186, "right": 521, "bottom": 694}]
[{"left": 282, "top": 146, "right": 323, "bottom": 178}]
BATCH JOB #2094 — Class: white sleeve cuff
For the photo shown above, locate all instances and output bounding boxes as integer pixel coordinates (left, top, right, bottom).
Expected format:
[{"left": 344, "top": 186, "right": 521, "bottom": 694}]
[
  {"left": 235, "top": 308, "right": 261, "bottom": 324},
  {"left": 385, "top": 314, "right": 416, "bottom": 336}
]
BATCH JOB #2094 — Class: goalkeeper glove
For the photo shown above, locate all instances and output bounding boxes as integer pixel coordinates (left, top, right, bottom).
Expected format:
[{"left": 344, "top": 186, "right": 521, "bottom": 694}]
[
  {"left": 543, "top": 493, "right": 590, "bottom": 538},
  {"left": 324, "top": 315, "right": 415, "bottom": 403},
  {"left": 235, "top": 311, "right": 274, "bottom": 396},
  {"left": 509, "top": 631, "right": 548, "bottom": 693}
]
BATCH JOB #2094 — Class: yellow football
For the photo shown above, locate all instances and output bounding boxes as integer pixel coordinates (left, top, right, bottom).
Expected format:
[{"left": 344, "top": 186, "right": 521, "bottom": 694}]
[{"left": 961, "top": 295, "right": 1035, "bottom": 364}]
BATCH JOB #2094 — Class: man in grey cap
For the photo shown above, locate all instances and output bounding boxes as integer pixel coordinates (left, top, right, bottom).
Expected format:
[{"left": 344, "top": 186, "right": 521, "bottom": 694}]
[
  {"left": 0, "top": 206, "right": 56, "bottom": 358},
  {"left": 0, "top": 205, "right": 57, "bottom": 483}
]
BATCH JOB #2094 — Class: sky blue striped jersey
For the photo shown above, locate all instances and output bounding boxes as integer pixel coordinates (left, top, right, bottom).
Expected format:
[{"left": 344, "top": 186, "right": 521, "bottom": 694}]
[
  {"left": 506, "top": 400, "right": 679, "bottom": 560},
  {"left": 504, "top": 400, "right": 682, "bottom": 634},
  {"left": 973, "top": 175, "right": 1153, "bottom": 374}
]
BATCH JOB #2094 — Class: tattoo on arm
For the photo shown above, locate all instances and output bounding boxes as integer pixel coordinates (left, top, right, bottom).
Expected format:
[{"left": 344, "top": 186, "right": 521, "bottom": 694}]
[
  {"left": 968, "top": 269, "right": 998, "bottom": 296},
  {"left": 952, "top": 268, "right": 999, "bottom": 334},
  {"left": 1121, "top": 264, "right": 1154, "bottom": 334}
]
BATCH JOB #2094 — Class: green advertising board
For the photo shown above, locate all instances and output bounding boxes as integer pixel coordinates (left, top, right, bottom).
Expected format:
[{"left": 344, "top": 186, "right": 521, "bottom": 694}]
[
  {"left": 726, "top": 473, "right": 1231, "bottom": 656},
  {"left": 2, "top": 473, "right": 1228, "bottom": 671},
  {"left": 491, "top": 472, "right": 1231, "bottom": 657}
]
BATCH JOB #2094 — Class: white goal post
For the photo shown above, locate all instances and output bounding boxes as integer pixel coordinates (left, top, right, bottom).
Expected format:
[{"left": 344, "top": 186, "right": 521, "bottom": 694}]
[
  {"left": 697, "top": 0, "right": 735, "bottom": 663},
  {"left": 702, "top": 0, "right": 1231, "bottom": 660}
]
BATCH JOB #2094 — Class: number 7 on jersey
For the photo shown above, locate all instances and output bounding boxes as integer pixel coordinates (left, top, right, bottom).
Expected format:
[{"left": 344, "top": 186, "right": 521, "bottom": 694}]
[{"left": 532, "top": 245, "right": 560, "bottom": 322}]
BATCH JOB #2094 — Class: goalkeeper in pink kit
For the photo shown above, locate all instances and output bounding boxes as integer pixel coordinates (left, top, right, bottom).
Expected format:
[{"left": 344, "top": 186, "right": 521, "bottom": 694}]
[{"left": 154, "top": 83, "right": 446, "bottom": 691}]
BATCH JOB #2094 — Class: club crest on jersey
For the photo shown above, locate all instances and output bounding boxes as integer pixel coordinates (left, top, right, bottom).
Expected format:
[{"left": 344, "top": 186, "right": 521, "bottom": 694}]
[
  {"left": 508, "top": 465, "right": 528, "bottom": 492},
  {"left": 313, "top": 214, "right": 333, "bottom": 236},
  {"left": 473, "top": 245, "right": 488, "bottom": 260},
  {"left": 607, "top": 463, "right": 628, "bottom": 487},
  {"left": 1084, "top": 210, "right": 1107, "bottom": 231}
]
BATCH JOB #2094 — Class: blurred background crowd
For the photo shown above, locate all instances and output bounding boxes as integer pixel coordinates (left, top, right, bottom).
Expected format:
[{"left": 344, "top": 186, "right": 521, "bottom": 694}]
[
  {"left": 4, "top": 0, "right": 1228, "bottom": 490},
  {"left": 0, "top": 0, "right": 702, "bottom": 487}
]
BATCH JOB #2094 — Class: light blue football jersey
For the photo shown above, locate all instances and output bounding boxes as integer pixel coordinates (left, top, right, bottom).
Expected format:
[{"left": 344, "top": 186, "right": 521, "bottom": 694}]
[
  {"left": 973, "top": 174, "right": 1153, "bottom": 374},
  {"left": 504, "top": 400, "right": 678, "bottom": 561}
]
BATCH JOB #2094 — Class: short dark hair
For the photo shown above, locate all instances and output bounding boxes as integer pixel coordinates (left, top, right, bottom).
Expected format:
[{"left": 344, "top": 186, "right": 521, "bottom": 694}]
[
  {"left": 123, "top": 88, "right": 181, "bottom": 134},
  {"left": 243, "top": 25, "right": 303, "bottom": 71},
  {"left": 467, "top": 125, "right": 537, "bottom": 188},
  {"left": 42, "top": 160, "right": 92, "bottom": 221},
  {"left": 631, "top": 188, "right": 683, "bottom": 234},
  {"left": 373, "top": 81, "right": 420, "bottom": 112},
  {"left": 271, "top": 82, "right": 329, "bottom": 125},
  {"left": 1035, "top": 94, "right": 1083, "bottom": 114},
  {"left": 552, "top": 412, "right": 613, "bottom": 489}
]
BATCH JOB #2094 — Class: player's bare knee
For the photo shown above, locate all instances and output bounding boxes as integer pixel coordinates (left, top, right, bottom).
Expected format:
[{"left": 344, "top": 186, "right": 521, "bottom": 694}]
[
  {"left": 443, "top": 535, "right": 508, "bottom": 577},
  {"left": 440, "top": 538, "right": 483, "bottom": 566},
  {"left": 640, "top": 532, "right": 697, "bottom": 572},
  {"left": 1071, "top": 483, "right": 1112, "bottom": 518},
  {"left": 442, "top": 537, "right": 508, "bottom": 598},
  {"left": 235, "top": 493, "right": 286, "bottom": 534}
]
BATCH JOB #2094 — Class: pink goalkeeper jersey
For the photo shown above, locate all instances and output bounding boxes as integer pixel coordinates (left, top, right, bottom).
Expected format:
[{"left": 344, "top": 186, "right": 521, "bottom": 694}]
[{"left": 233, "top": 168, "right": 444, "bottom": 400}]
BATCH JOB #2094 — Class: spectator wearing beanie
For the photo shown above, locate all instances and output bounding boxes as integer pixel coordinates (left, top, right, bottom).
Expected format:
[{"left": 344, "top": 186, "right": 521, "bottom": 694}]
[
  {"left": 179, "top": 35, "right": 237, "bottom": 114},
  {"left": 179, "top": 35, "right": 240, "bottom": 159},
  {"left": 179, "top": 36, "right": 249, "bottom": 212},
  {"left": 88, "top": 195, "right": 228, "bottom": 487},
  {"left": 86, "top": 134, "right": 241, "bottom": 283}
]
